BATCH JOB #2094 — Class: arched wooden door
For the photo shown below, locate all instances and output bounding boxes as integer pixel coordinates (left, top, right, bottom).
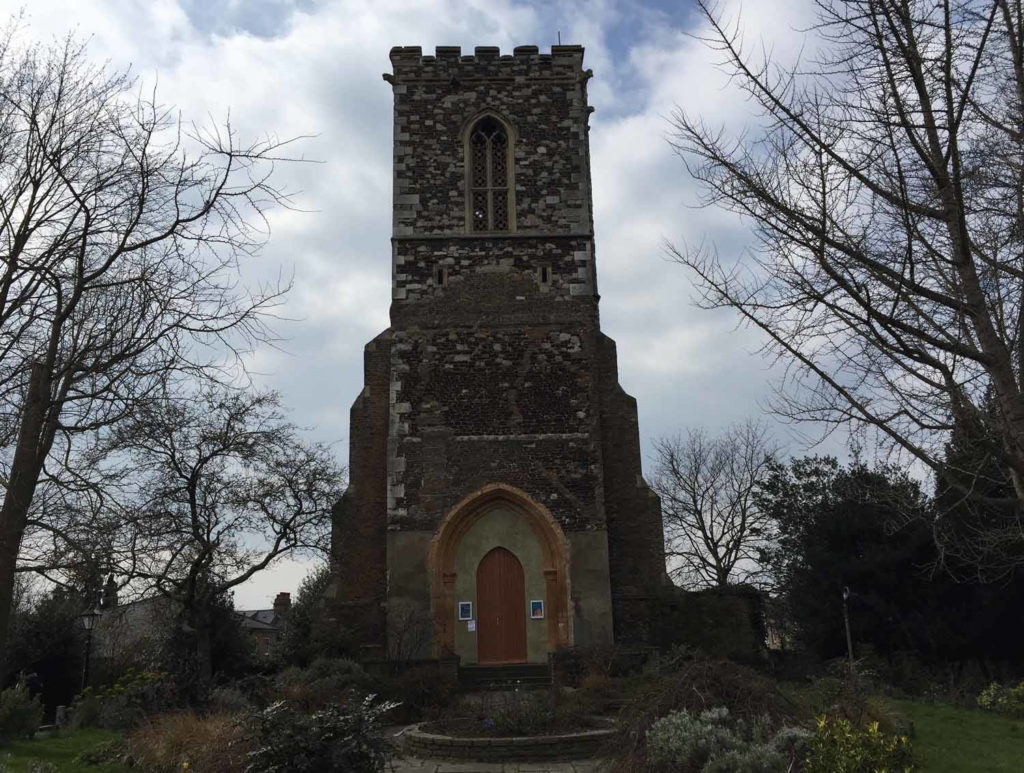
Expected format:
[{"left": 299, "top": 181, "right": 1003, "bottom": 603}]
[{"left": 476, "top": 547, "right": 527, "bottom": 664}]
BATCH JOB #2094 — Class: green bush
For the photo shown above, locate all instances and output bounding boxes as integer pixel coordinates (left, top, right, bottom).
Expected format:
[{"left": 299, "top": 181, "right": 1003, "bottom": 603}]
[
  {"left": 273, "top": 657, "right": 370, "bottom": 710},
  {"left": 615, "top": 654, "right": 796, "bottom": 770},
  {"left": 489, "top": 688, "right": 591, "bottom": 737},
  {"left": 770, "top": 725, "right": 813, "bottom": 761},
  {"left": 387, "top": 665, "right": 457, "bottom": 712},
  {"left": 977, "top": 680, "right": 1024, "bottom": 718},
  {"left": 209, "top": 685, "right": 250, "bottom": 713},
  {"left": 71, "top": 669, "right": 177, "bottom": 729},
  {"left": 805, "top": 715, "right": 915, "bottom": 772},
  {"left": 645, "top": 707, "right": 743, "bottom": 770},
  {"left": 281, "top": 566, "right": 354, "bottom": 666},
  {"left": 644, "top": 707, "right": 807, "bottom": 773},
  {"left": 702, "top": 743, "right": 786, "bottom": 773},
  {"left": 0, "top": 685, "right": 44, "bottom": 744},
  {"left": 243, "top": 694, "right": 399, "bottom": 773}
]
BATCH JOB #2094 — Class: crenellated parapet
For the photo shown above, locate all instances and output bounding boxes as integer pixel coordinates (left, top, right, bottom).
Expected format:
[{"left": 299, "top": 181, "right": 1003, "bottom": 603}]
[
  {"left": 386, "top": 45, "right": 588, "bottom": 83},
  {"left": 386, "top": 42, "right": 596, "bottom": 304}
]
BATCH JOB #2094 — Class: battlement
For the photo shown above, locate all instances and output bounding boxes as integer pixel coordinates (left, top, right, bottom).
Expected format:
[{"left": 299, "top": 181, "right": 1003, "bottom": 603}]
[{"left": 387, "top": 45, "right": 586, "bottom": 81}]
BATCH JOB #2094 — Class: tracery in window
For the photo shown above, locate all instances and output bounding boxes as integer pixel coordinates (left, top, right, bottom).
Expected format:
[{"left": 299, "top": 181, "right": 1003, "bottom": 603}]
[{"left": 468, "top": 116, "right": 511, "bottom": 232}]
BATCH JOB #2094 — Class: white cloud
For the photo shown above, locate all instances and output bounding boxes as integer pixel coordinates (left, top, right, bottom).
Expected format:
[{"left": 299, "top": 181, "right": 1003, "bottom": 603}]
[
  {"left": 233, "top": 556, "right": 325, "bottom": 610},
  {"left": 2, "top": 0, "right": 843, "bottom": 601}
]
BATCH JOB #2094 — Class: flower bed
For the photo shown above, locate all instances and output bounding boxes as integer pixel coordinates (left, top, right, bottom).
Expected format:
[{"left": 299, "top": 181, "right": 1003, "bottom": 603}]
[
  {"left": 402, "top": 718, "right": 616, "bottom": 761},
  {"left": 423, "top": 714, "right": 601, "bottom": 738}
]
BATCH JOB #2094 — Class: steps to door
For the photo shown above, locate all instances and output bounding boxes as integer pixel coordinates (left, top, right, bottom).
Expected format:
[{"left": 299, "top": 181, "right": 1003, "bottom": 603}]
[{"left": 458, "top": 663, "right": 552, "bottom": 690}]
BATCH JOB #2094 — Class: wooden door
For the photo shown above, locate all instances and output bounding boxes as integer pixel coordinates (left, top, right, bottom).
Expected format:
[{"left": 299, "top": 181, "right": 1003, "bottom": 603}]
[{"left": 476, "top": 547, "right": 527, "bottom": 664}]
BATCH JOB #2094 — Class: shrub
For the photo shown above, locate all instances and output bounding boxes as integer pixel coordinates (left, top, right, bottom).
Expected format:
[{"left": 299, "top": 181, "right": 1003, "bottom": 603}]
[
  {"left": 0, "top": 685, "right": 43, "bottom": 744},
  {"left": 643, "top": 707, "right": 807, "bottom": 773},
  {"left": 578, "top": 672, "right": 621, "bottom": 715},
  {"left": 124, "top": 711, "right": 249, "bottom": 773},
  {"left": 702, "top": 744, "right": 786, "bottom": 773},
  {"left": 770, "top": 725, "right": 813, "bottom": 761},
  {"left": 977, "top": 680, "right": 1024, "bottom": 718},
  {"left": 282, "top": 567, "right": 355, "bottom": 666},
  {"left": 4, "top": 588, "right": 85, "bottom": 716},
  {"left": 489, "top": 688, "right": 591, "bottom": 737},
  {"left": 615, "top": 654, "right": 796, "bottom": 769},
  {"left": 387, "top": 665, "right": 457, "bottom": 712},
  {"left": 805, "top": 716, "right": 915, "bottom": 773},
  {"left": 645, "top": 707, "right": 743, "bottom": 770},
  {"left": 425, "top": 686, "right": 595, "bottom": 738},
  {"left": 243, "top": 694, "right": 398, "bottom": 773},
  {"left": 551, "top": 644, "right": 622, "bottom": 686},
  {"left": 227, "top": 673, "right": 274, "bottom": 708},
  {"left": 273, "top": 657, "right": 370, "bottom": 710},
  {"left": 800, "top": 661, "right": 913, "bottom": 737},
  {"left": 71, "top": 669, "right": 177, "bottom": 729},
  {"left": 209, "top": 685, "right": 250, "bottom": 714}
]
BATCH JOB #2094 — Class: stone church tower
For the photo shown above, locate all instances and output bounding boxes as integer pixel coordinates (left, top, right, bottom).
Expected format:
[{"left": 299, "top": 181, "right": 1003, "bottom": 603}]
[{"left": 328, "top": 45, "right": 666, "bottom": 665}]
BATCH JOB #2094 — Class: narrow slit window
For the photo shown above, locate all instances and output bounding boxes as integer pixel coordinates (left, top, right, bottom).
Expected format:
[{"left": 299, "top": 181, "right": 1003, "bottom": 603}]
[
  {"left": 433, "top": 265, "right": 447, "bottom": 286},
  {"left": 538, "top": 264, "right": 551, "bottom": 285},
  {"left": 468, "top": 117, "right": 511, "bottom": 232}
]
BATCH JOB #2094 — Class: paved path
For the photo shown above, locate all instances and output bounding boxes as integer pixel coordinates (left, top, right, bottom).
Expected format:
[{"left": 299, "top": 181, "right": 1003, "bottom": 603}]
[{"left": 390, "top": 759, "right": 606, "bottom": 773}]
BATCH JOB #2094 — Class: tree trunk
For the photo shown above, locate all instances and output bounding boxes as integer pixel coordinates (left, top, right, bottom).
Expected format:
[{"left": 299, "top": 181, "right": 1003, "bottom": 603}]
[
  {"left": 187, "top": 602, "right": 214, "bottom": 700},
  {"left": 0, "top": 363, "right": 51, "bottom": 676}
]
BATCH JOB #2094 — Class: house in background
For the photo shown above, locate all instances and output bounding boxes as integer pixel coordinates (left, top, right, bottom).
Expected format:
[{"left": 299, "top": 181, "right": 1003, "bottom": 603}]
[
  {"left": 92, "top": 587, "right": 293, "bottom": 671},
  {"left": 237, "top": 592, "right": 292, "bottom": 659}
]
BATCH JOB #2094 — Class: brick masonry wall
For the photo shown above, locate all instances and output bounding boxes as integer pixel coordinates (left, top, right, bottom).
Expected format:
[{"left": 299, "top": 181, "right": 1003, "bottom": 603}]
[
  {"left": 326, "top": 333, "right": 392, "bottom": 647},
  {"left": 389, "top": 45, "right": 593, "bottom": 238},
  {"left": 331, "top": 44, "right": 667, "bottom": 654},
  {"left": 393, "top": 237, "right": 595, "bottom": 306},
  {"left": 386, "top": 318, "right": 606, "bottom": 532},
  {"left": 597, "top": 334, "right": 668, "bottom": 643},
  {"left": 384, "top": 46, "right": 606, "bottom": 538}
]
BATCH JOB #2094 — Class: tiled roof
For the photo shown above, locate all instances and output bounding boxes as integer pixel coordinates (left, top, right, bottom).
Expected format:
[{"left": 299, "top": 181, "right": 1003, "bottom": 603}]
[{"left": 238, "top": 609, "right": 281, "bottom": 631}]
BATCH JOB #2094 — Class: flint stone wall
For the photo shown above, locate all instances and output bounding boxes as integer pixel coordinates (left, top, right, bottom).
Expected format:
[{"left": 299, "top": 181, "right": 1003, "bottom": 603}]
[{"left": 328, "top": 45, "right": 668, "bottom": 657}]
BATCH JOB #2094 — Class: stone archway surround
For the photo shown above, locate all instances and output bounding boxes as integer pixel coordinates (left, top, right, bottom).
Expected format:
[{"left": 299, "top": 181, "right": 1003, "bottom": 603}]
[{"left": 428, "top": 483, "right": 571, "bottom": 659}]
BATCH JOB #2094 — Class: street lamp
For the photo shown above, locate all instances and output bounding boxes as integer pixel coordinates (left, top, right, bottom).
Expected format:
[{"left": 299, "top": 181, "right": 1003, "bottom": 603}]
[
  {"left": 80, "top": 607, "right": 101, "bottom": 691},
  {"left": 841, "top": 586, "right": 855, "bottom": 669}
]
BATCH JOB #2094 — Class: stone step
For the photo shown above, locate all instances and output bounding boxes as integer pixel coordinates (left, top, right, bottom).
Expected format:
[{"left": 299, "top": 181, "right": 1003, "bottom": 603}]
[{"left": 459, "top": 663, "right": 552, "bottom": 689}]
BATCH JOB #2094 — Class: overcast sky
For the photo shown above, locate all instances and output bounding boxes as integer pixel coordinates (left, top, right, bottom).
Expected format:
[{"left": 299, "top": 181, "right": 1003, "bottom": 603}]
[{"left": 8, "top": 0, "right": 842, "bottom": 608}]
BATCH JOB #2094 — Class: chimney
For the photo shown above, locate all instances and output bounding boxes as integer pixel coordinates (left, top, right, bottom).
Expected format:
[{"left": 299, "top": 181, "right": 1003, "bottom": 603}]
[{"left": 273, "top": 592, "right": 291, "bottom": 619}]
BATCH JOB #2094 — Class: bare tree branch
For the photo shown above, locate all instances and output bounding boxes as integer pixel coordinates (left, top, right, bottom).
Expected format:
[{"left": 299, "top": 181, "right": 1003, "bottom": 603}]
[
  {"left": 671, "top": 0, "right": 1024, "bottom": 575},
  {"left": 0, "top": 21, "right": 306, "bottom": 661},
  {"left": 652, "top": 420, "right": 779, "bottom": 589}
]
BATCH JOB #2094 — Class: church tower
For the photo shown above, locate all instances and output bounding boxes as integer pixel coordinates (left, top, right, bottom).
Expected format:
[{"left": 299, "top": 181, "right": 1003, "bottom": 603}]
[{"left": 329, "top": 45, "right": 666, "bottom": 665}]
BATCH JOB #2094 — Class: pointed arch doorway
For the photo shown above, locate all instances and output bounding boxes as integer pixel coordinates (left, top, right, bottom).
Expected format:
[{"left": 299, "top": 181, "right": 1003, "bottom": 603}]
[
  {"left": 429, "top": 484, "right": 572, "bottom": 663},
  {"left": 476, "top": 547, "right": 527, "bottom": 664}
]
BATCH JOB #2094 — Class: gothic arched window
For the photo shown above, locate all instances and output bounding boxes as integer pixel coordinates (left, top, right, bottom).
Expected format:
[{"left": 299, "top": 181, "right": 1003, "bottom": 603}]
[{"left": 468, "top": 116, "right": 511, "bottom": 232}]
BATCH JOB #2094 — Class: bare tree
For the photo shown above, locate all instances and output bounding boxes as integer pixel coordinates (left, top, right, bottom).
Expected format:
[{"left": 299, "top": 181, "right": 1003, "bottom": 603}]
[
  {"left": 670, "top": 0, "right": 1024, "bottom": 574},
  {"left": 652, "top": 421, "right": 778, "bottom": 588},
  {"left": 0, "top": 23, "right": 302, "bottom": 657},
  {"left": 100, "top": 388, "right": 343, "bottom": 686}
]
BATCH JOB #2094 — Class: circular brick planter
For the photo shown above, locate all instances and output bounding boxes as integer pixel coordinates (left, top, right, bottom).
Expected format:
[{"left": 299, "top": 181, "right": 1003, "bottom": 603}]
[{"left": 402, "top": 718, "right": 616, "bottom": 761}]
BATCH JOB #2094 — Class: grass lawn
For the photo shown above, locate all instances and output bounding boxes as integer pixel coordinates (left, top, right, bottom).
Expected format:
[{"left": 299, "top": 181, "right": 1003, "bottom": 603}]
[
  {"left": 890, "top": 699, "right": 1024, "bottom": 772},
  {"left": 0, "top": 728, "right": 129, "bottom": 773}
]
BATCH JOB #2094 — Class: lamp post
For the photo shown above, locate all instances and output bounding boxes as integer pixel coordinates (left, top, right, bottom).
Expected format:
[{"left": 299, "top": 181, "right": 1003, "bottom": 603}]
[
  {"left": 841, "top": 586, "right": 855, "bottom": 669},
  {"left": 80, "top": 607, "right": 101, "bottom": 691}
]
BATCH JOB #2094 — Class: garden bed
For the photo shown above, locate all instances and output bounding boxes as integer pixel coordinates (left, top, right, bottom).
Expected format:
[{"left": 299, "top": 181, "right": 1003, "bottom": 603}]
[
  {"left": 423, "top": 714, "right": 602, "bottom": 738},
  {"left": 402, "top": 717, "right": 616, "bottom": 761}
]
